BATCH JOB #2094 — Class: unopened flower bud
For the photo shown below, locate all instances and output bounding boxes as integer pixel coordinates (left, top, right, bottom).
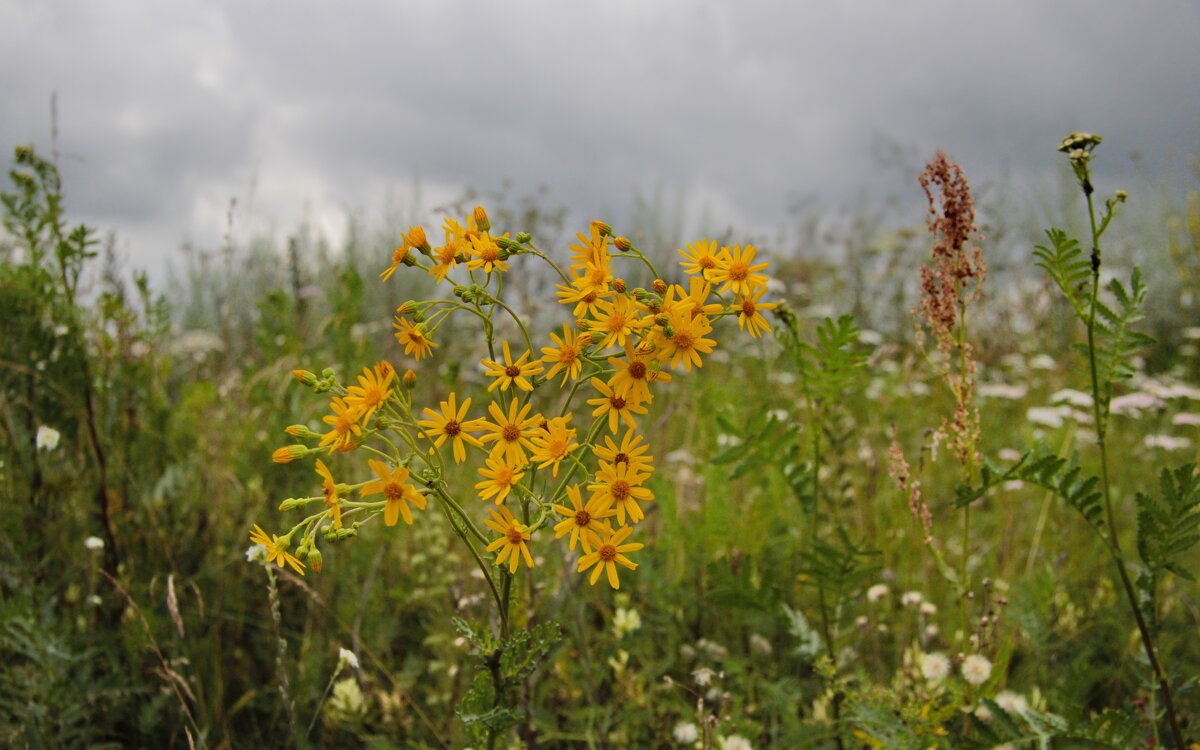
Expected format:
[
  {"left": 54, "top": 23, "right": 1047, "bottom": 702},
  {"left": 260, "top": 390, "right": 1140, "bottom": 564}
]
[
  {"left": 401, "top": 250, "right": 418, "bottom": 267},
  {"left": 515, "top": 232, "right": 532, "bottom": 244},
  {"left": 577, "top": 331, "right": 594, "bottom": 347},
  {"left": 272, "top": 445, "right": 308, "bottom": 464},
  {"left": 655, "top": 313, "right": 670, "bottom": 327},
  {"left": 612, "top": 278, "right": 627, "bottom": 293},
  {"left": 614, "top": 236, "right": 632, "bottom": 251},
  {"left": 293, "top": 369, "right": 318, "bottom": 387},
  {"left": 591, "top": 220, "right": 612, "bottom": 237},
  {"left": 321, "top": 368, "right": 336, "bottom": 379},
  {"left": 473, "top": 206, "right": 490, "bottom": 232},
  {"left": 403, "top": 369, "right": 417, "bottom": 389},
  {"left": 285, "top": 424, "right": 319, "bottom": 439},
  {"left": 306, "top": 547, "right": 324, "bottom": 573},
  {"left": 278, "top": 497, "right": 309, "bottom": 511},
  {"left": 651, "top": 279, "right": 667, "bottom": 294},
  {"left": 662, "top": 325, "right": 676, "bottom": 339},
  {"left": 407, "top": 225, "right": 428, "bottom": 250},
  {"left": 1114, "top": 189, "right": 1128, "bottom": 203}
]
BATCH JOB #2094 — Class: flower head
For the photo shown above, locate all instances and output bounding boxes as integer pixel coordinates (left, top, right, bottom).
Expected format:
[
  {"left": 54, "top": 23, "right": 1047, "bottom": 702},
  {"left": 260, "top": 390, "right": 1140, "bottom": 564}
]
[
  {"left": 529, "top": 415, "right": 578, "bottom": 476},
  {"left": 393, "top": 317, "right": 438, "bottom": 360},
  {"left": 921, "top": 651, "right": 950, "bottom": 682},
  {"left": 576, "top": 525, "right": 643, "bottom": 589},
  {"left": 961, "top": 653, "right": 992, "bottom": 686},
  {"left": 475, "top": 453, "right": 526, "bottom": 505},
  {"left": 359, "top": 459, "right": 427, "bottom": 526},
  {"left": 541, "top": 323, "right": 585, "bottom": 385},
  {"left": 319, "top": 397, "right": 363, "bottom": 453},
  {"left": 484, "top": 506, "right": 534, "bottom": 573},
  {"left": 553, "top": 484, "right": 614, "bottom": 553},
  {"left": 481, "top": 340, "right": 544, "bottom": 393},
  {"left": 678, "top": 238, "right": 728, "bottom": 279},
  {"left": 344, "top": 361, "right": 395, "bottom": 424},
  {"left": 589, "top": 460, "right": 654, "bottom": 525},
  {"left": 249, "top": 524, "right": 306, "bottom": 575},
  {"left": 36, "top": 425, "right": 60, "bottom": 451},
  {"left": 734, "top": 287, "right": 777, "bottom": 338},
  {"left": 710, "top": 243, "right": 769, "bottom": 297},
  {"left": 587, "top": 377, "right": 648, "bottom": 434},
  {"left": 417, "top": 392, "right": 486, "bottom": 463},
  {"left": 479, "top": 399, "right": 542, "bottom": 467}
]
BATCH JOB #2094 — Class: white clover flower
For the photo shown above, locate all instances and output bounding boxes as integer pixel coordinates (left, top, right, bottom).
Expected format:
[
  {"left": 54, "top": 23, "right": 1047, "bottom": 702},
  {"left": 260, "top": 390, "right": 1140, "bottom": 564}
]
[
  {"left": 36, "top": 425, "right": 60, "bottom": 451},
  {"left": 961, "top": 654, "right": 992, "bottom": 685},
  {"left": 337, "top": 647, "right": 360, "bottom": 671},
  {"left": 901, "top": 591, "right": 924, "bottom": 607},
  {"left": 866, "top": 584, "right": 889, "bottom": 603},
  {"left": 995, "top": 690, "right": 1028, "bottom": 715},
  {"left": 673, "top": 721, "right": 699, "bottom": 744},
  {"left": 722, "top": 734, "right": 753, "bottom": 750},
  {"left": 922, "top": 652, "right": 951, "bottom": 682},
  {"left": 84, "top": 536, "right": 105, "bottom": 551},
  {"left": 692, "top": 667, "right": 715, "bottom": 687}
]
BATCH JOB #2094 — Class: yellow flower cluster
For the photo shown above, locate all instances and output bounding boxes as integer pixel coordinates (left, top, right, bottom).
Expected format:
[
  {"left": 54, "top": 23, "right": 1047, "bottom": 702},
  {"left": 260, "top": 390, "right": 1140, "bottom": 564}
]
[{"left": 253, "top": 207, "right": 775, "bottom": 593}]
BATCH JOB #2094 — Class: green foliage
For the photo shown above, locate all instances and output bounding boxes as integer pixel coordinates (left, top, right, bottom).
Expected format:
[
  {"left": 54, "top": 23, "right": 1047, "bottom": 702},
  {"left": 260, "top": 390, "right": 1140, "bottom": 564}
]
[
  {"left": 1136, "top": 463, "right": 1200, "bottom": 628},
  {"left": 956, "top": 448, "right": 1105, "bottom": 534},
  {"left": 1082, "top": 268, "right": 1157, "bottom": 413},
  {"left": 1034, "top": 227, "right": 1092, "bottom": 319}
]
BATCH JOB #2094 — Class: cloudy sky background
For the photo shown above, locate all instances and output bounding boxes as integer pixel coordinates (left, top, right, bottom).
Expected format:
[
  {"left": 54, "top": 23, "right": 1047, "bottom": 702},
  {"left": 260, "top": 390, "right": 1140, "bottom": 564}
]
[{"left": 2, "top": 0, "right": 1198, "bottom": 282}]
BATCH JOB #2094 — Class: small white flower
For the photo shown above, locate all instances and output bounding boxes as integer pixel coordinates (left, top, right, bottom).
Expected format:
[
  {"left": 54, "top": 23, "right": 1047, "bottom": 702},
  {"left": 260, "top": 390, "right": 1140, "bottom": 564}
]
[
  {"left": 246, "top": 544, "right": 267, "bottom": 563},
  {"left": 692, "top": 667, "right": 715, "bottom": 687},
  {"left": 866, "top": 584, "right": 889, "bottom": 603},
  {"left": 87, "top": 594, "right": 102, "bottom": 606},
  {"left": 84, "top": 536, "right": 105, "bottom": 551},
  {"left": 978, "top": 383, "right": 1027, "bottom": 400},
  {"left": 1173, "top": 413, "right": 1200, "bottom": 427},
  {"left": 337, "top": 647, "right": 360, "bottom": 671},
  {"left": 1028, "top": 354, "right": 1057, "bottom": 370},
  {"left": 997, "top": 448, "right": 1022, "bottom": 462},
  {"left": 1110, "top": 392, "right": 1164, "bottom": 416},
  {"left": 961, "top": 654, "right": 992, "bottom": 685},
  {"left": 1050, "top": 388, "right": 1093, "bottom": 407},
  {"left": 974, "top": 702, "right": 994, "bottom": 721},
  {"left": 722, "top": 734, "right": 753, "bottom": 750},
  {"left": 715, "top": 434, "right": 742, "bottom": 449},
  {"left": 672, "top": 721, "right": 699, "bottom": 744},
  {"left": 900, "top": 591, "right": 924, "bottom": 607},
  {"left": 697, "top": 638, "right": 728, "bottom": 660},
  {"left": 919, "top": 601, "right": 938, "bottom": 617},
  {"left": 922, "top": 652, "right": 951, "bottom": 682},
  {"left": 36, "top": 425, "right": 61, "bottom": 451},
  {"left": 995, "top": 690, "right": 1028, "bottom": 715},
  {"left": 1144, "top": 434, "right": 1192, "bottom": 451},
  {"left": 1026, "top": 406, "right": 1067, "bottom": 428}
]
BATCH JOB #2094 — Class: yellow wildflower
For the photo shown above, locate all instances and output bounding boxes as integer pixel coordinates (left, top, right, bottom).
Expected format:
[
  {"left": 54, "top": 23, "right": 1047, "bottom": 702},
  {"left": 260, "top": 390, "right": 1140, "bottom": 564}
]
[
  {"left": 481, "top": 341, "right": 544, "bottom": 393},
  {"left": 315, "top": 459, "right": 343, "bottom": 529},
  {"left": 529, "top": 415, "right": 578, "bottom": 476},
  {"left": 552, "top": 484, "right": 614, "bottom": 553},
  {"left": 416, "top": 392, "right": 487, "bottom": 464},
  {"left": 319, "top": 397, "right": 363, "bottom": 453},
  {"left": 540, "top": 323, "right": 585, "bottom": 385},
  {"left": 475, "top": 453, "right": 525, "bottom": 505},
  {"left": 587, "top": 294, "right": 649, "bottom": 350},
  {"left": 593, "top": 428, "right": 654, "bottom": 476},
  {"left": 483, "top": 506, "right": 534, "bottom": 573},
  {"left": 466, "top": 233, "right": 509, "bottom": 274},
  {"left": 651, "top": 307, "right": 716, "bottom": 372},
  {"left": 359, "top": 459, "right": 426, "bottom": 526},
  {"left": 677, "top": 238, "right": 728, "bottom": 279},
  {"left": 576, "top": 526, "right": 643, "bottom": 589},
  {"left": 393, "top": 317, "right": 438, "bottom": 360},
  {"left": 606, "top": 344, "right": 671, "bottom": 403},
  {"left": 586, "top": 377, "right": 648, "bottom": 434},
  {"left": 735, "top": 287, "right": 778, "bottom": 338},
  {"left": 344, "top": 361, "right": 395, "bottom": 424},
  {"left": 589, "top": 461, "right": 653, "bottom": 525},
  {"left": 710, "top": 243, "right": 770, "bottom": 297},
  {"left": 249, "top": 524, "right": 306, "bottom": 575},
  {"left": 479, "top": 399, "right": 541, "bottom": 467}
]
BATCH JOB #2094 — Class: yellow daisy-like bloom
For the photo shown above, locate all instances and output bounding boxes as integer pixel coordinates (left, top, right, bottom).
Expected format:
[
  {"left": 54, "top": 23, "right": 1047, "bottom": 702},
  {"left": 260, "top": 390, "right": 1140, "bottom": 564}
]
[
  {"left": 319, "top": 396, "right": 363, "bottom": 453},
  {"left": 249, "top": 524, "right": 306, "bottom": 575},
  {"left": 665, "top": 276, "right": 724, "bottom": 320},
  {"left": 479, "top": 399, "right": 542, "bottom": 467},
  {"left": 540, "top": 323, "right": 585, "bottom": 385},
  {"left": 678, "top": 238, "right": 729, "bottom": 279},
  {"left": 359, "top": 459, "right": 426, "bottom": 526},
  {"left": 555, "top": 280, "right": 610, "bottom": 319},
  {"left": 586, "top": 377, "right": 648, "bottom": 434},
  {"left": 587, "top": 294, "right": 649, "bottom": 350},
  {"left": 475, "top": 453, "right": 525, "bottom": 505},
  {"left": 529, "top": 415, "right": 578, "bottom": 477},
  {"left": 568, "top": 225, "right": 609, "bottom": 271},
  {"left": 735, "top": 287, "right": 778, "bottom": 338},
  {"left": 315, "top": 459, "right": 343, "bottom": 530},
  {"left": 379, "top": 226, "right": 424, "bottom": 282},
  {"left": 416, "top": 392, "right": 486, "bottom": 464},
  {"left": 481, "top": 341, "right": 544, "bottom": 393},
  {"left": 589, "top": 461, "right": 654, "bottom": 525},
  {"left": 576, "top": 525, "right": 643, "bottom": 590},
  {"left": 484, "top": 506, "right": 534, "bottom": 574},
  {"left": 344, "top": 361, "right": 395, "bottom": 424},
  {"left": 710, "top": 243, "right": 770, "bottom": 297},
  {"left": 466, "top": 233, "right": 510, "bottom": 274},
  {"left": 427, "top": 241, "right": 459, "bottom": 283},
  {"left": 593, "top": 428, "right": 654, "bottom": 476},
  {"left": 652, "top": 307, "right": 716, "bottom": 372},
  {"left": 552, "top": 484, "right": 614, "bottom": 553},
  {"left": 393, "top": 317, "right": 438, "bottom": 361},
  {"left": 606, "top": 344, "right": 671, "bottom": 403}
]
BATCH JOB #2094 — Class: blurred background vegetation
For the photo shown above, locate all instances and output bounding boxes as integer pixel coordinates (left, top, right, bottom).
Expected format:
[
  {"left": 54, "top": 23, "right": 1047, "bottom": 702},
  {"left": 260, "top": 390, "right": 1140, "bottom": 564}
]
[{"left": 1, "top": 142, "right": 1198, "bottom": 748}]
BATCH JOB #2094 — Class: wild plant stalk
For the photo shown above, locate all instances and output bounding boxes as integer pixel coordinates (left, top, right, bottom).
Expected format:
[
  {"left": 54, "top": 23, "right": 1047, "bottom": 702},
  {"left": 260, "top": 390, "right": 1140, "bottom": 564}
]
[{"left": 1052, "top": 134, "right": 1185, "bottom": 748}]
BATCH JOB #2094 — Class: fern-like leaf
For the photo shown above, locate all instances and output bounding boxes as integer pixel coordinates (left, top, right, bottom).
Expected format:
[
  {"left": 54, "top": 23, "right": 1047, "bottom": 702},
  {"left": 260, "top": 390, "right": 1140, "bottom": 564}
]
[{"left": 1034, "top": 227, "right": 1091, "bottom": 319}]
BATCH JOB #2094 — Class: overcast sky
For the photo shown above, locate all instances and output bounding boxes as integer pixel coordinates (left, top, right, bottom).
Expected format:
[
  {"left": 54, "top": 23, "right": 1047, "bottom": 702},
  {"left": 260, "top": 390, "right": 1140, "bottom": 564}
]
[{"left": 2, "top": 1, "right": 1198, "bottom": 281}]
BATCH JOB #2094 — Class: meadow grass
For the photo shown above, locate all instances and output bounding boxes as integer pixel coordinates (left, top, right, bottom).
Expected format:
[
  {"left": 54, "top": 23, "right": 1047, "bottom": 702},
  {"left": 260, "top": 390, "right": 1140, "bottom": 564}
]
[{"left": 1, "top": 139, "right": 1198, "bottom": 749}]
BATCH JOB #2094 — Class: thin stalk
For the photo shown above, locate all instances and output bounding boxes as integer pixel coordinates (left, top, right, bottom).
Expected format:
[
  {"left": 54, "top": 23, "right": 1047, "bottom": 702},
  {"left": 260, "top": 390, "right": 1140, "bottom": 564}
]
[{"left": 1081, "top": 185, "right": 1184, "bottom": 749}]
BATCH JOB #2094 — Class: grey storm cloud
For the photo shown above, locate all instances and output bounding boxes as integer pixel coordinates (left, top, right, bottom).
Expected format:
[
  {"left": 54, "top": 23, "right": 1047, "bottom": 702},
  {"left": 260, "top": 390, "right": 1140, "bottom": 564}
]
[{"left": 1, "top": 0, "right": 1198, "bottom": 278}]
